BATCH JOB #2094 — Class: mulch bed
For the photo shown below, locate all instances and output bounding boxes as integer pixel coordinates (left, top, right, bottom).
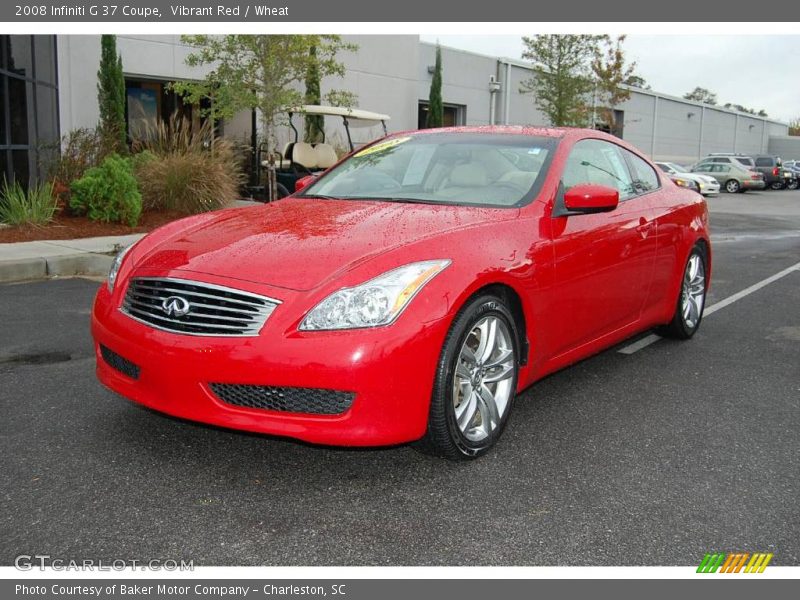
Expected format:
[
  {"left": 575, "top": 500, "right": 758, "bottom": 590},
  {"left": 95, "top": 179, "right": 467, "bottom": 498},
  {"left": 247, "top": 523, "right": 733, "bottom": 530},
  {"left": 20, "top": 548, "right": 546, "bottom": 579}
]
[{"left": 0, "top": 210, "right": 187, "bottom": 244}]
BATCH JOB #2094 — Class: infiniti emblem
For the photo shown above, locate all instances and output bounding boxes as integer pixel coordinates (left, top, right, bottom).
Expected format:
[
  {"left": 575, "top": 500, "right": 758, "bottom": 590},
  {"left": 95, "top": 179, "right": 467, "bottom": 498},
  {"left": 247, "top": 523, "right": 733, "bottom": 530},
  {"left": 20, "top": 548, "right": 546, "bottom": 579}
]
[{"left": 161, "top": 295, "right": 191, "bottom": 317}]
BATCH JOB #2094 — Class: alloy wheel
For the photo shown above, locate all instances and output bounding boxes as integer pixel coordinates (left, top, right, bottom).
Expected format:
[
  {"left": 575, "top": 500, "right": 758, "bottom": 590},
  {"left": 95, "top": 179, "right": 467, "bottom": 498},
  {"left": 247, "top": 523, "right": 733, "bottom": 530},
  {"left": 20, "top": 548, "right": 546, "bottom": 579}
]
[
  {"left": 452, "top": 316, "right": 516, "bottom": 442},
  {"left": 725, "top": 179, "right": 740, "bottom": 193},
  {"left": 681, "top": 254, "right": 706, "bottom": 330}
]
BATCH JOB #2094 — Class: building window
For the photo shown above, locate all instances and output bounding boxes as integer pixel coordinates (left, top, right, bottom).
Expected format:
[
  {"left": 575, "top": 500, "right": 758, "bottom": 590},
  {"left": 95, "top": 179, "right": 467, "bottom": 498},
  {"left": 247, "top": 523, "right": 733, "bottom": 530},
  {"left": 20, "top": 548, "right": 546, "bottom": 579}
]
[
  {"left": 418, "top": 101, "right": 466, "bottom": 129},
  {"left": 0, "top": 35, "right": 59, "bottom": 186},
  {"left": 125, "top": 78, "right": 216, "bottom": 143}
]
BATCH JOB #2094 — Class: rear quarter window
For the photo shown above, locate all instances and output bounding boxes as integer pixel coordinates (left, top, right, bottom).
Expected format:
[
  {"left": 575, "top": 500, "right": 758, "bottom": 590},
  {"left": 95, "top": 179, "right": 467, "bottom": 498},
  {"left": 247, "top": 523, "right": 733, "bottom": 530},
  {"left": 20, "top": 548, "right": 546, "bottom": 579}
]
[{"left": 626, "top": 151, "right": 660, "bottom": 193}]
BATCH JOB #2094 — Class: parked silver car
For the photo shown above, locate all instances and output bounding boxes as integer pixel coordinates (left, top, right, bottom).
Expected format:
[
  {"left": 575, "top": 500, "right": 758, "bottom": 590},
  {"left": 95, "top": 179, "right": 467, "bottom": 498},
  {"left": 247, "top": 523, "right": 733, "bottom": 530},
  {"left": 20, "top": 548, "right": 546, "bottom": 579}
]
[{"left": 691, "top": 162, "right": 765, "bottom": 193}]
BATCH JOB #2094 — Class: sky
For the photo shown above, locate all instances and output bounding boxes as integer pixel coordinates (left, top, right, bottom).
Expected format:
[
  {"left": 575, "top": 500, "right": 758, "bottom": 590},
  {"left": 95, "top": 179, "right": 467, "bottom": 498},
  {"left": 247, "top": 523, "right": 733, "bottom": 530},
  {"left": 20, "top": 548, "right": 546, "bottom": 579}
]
[{"left": 419, "top": 35, "right": 799, "bottom": 123}]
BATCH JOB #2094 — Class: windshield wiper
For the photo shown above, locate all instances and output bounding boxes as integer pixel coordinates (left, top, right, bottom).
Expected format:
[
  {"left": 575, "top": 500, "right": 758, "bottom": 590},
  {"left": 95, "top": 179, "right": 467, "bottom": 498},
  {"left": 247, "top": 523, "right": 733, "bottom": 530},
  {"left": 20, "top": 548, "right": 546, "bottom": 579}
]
[
  {"left": 299, "top": 194, "right": 341, "bottom": 201},
  {"left": 359, "top": 197, "right": 441, "bottom": 205}
]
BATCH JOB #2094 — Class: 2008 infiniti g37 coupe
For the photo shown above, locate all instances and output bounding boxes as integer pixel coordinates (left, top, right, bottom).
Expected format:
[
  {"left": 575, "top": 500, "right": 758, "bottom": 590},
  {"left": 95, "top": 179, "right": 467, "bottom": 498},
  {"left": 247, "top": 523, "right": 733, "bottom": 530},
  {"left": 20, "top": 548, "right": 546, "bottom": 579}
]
[{"left": 92, "top": 127, "right": 710, "bottom": 459}]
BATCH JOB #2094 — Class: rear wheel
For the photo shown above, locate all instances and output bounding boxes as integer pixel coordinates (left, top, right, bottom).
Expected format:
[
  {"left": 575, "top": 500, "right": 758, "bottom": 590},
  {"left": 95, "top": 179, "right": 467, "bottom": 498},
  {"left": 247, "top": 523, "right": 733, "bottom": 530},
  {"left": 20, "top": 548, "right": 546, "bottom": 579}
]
[
  {"left": 725, "top": 179, "right": 740, "bottom": 193},
  {"left": 416, "top": 294, "right": 519, "bottom": 460},
  {"left": 770, "top": 181, "right": 785, "bottom": 190},
  {"left": 658, "top": 245, "right": 707, "bottom": 340},
  {"left": 788, "top": 178, "right": 799, "bottom": 190}
]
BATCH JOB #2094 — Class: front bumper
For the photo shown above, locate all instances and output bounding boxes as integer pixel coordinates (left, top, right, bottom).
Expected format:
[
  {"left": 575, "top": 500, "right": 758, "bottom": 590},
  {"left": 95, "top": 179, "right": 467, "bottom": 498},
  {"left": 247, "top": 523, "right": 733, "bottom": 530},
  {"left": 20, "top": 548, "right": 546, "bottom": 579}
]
[
  {"left": 91, "top": 273, "right": 451, "bottom": 446},
  {"left": 698, "top": 181, "right": 720, "bottom": 195}
]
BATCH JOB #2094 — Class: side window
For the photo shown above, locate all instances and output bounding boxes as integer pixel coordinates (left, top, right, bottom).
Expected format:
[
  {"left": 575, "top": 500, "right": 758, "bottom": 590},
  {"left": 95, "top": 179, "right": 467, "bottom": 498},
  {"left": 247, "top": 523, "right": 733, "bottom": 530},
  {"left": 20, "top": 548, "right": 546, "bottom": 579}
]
[
  {"left": 754, "top": 157, "right": 772, "bottom": 167},
  {"left": 625, "top": 150, "right": 660, "bottom": 193},
  {"left": 562, "top": 139, "right": 636, "bottom": 201},
  {"left": 695, "top": 164, "right": 711, "bottom": 173}
]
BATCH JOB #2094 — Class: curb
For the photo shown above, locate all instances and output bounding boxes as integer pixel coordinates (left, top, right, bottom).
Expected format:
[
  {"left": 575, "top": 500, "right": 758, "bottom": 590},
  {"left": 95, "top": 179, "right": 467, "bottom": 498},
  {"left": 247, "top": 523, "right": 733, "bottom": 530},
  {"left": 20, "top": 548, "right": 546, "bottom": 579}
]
[{"left": 0, "top": 253, "right": 114, "bottom": 283}]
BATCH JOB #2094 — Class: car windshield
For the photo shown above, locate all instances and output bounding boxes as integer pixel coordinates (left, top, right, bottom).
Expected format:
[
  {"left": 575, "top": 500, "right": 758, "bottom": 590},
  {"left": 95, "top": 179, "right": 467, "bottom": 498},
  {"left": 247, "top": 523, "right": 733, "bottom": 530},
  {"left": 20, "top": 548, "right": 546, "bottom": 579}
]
[
  {"left": 299, "top": 133, "right": 557, "bottom": 207},
  {"left": 666, "top": 163, "right": 686, "bottom": 172}
]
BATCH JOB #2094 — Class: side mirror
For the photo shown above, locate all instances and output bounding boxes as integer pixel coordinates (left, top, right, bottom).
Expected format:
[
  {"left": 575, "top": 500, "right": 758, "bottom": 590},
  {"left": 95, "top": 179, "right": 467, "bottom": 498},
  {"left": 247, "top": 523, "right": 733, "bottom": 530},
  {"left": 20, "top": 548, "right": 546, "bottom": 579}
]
[
  {"left": 563, "top": 184, "right": 619, "bottom": 214},
  {"left": 295, "top": 175, "right": 316, "bottom": 193}
]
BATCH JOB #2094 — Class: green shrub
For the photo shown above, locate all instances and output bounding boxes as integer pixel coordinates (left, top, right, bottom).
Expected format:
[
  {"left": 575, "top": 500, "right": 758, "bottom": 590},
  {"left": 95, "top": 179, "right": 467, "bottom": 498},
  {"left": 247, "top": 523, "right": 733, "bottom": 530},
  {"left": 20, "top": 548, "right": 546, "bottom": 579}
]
[
  {"left": 133, "top": 117, "right": 243, "bottom": 214},
  {"left": 130, "top": 149, "right": 157, "bottom": 171},
  {"left": 70, "top": 154, "right": 142, "bottom": 226},
  {"left": 0, "top": 180, "right": 58, "bottom": 226}
]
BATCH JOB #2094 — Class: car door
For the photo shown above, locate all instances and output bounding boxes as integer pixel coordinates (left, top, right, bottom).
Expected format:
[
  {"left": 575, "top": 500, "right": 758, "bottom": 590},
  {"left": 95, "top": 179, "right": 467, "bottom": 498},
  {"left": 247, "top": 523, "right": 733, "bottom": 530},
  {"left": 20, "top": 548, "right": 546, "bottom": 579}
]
[
  {"left": 548, "top": 138, "right": 659, "bottom": 355},
  {"left": 712, "top": 164, "right": 732, "bottom": 185},
  {"left": 694, "top": 163, "right": 720, "bottom": 185}
]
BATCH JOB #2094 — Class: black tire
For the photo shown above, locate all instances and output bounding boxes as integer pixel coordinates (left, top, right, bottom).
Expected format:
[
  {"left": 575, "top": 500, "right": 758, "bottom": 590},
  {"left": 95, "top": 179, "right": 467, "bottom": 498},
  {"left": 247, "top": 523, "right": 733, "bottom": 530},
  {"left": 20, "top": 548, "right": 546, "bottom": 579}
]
[
  {"left": 788, "top": 179, "right": 799, "bottom": 191},
  {"left": 724, "top": 179, "right": 740, "bottom": 193},
  {"left": 657, "top": 245, "right": 708, "bottom": 340},
  {"left": 415, "top": 294, "right": 520, "bottom": 460},
  {"left": 769, "top": 181, "right": 785, "bottom": 191}
]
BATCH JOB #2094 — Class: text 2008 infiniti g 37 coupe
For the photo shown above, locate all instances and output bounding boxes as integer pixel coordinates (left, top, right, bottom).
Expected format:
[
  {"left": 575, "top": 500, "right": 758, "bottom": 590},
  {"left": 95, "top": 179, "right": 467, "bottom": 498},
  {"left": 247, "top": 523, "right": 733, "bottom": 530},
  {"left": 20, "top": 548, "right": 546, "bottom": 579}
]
[{"left": 91, "top": 127, "right": 710, "bottom": 459}]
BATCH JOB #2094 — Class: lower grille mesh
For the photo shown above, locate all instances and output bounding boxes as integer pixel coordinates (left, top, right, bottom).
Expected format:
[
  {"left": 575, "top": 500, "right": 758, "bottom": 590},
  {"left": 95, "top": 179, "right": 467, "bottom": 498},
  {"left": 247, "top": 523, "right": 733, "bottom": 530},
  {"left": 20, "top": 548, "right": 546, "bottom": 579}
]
[
  {"left": 100, "top": 345, "right": 140, "bottom": 380},
  {"left": 209, "top": 383, "right": 354, "bottom": 415}
]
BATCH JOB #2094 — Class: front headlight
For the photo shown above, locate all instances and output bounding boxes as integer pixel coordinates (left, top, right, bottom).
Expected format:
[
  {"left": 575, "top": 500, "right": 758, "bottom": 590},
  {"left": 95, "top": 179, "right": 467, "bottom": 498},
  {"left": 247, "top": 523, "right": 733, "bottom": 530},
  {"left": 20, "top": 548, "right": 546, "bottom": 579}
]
[
  {"left": 300, "top": 260, "right": 451, "bottom": 331},
  {"left": 107, "top": 245, "right": 133, "bottom": 292}
]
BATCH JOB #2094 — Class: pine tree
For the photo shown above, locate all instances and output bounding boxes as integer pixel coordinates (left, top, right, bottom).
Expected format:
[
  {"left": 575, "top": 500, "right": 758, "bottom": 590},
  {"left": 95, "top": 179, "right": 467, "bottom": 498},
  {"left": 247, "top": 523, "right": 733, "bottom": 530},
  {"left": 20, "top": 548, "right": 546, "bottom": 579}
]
[
  {"left": 426, "top": 45, "right": 444, "bottom": 128},
  {"left": 304, "top": 46, "right": 324, "bottom": 144},
  {"left": 97, "top": 35, "right": 127, "bottom": 152}
]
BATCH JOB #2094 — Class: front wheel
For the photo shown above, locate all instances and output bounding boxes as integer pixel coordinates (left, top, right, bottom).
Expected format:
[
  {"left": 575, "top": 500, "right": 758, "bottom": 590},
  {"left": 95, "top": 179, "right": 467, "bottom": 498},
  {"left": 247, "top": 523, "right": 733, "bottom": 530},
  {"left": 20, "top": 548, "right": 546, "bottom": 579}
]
[
  {"left": 788, "top": 179, "right": 799, "bottom": 190},
  {"left": 416, "top": 294, "right": 520, "bottom": 460},
  {"left": 725, "top": 179, "right": 740, "bottom": 193},
  {"left": 657, "top": 245, "right": 707, "bottom": 340}
]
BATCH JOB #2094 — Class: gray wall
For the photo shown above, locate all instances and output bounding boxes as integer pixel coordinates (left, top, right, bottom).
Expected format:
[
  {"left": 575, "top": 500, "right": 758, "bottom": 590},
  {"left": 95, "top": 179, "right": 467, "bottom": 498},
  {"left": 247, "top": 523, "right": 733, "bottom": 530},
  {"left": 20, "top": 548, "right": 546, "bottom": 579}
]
[{"left": 768, "top": 136, "right": 800, "bottom": 161}]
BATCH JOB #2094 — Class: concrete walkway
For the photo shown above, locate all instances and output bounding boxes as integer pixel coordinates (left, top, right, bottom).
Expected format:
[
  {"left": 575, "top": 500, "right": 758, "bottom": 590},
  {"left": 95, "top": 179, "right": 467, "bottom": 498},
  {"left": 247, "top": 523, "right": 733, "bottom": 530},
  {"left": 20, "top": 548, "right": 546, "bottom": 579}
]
[
  {"left": 0, "top": 200, "right": 262, "bottom": 283},
  {"left": 0, "top": 233, "right": 145, "bottom": 283}
]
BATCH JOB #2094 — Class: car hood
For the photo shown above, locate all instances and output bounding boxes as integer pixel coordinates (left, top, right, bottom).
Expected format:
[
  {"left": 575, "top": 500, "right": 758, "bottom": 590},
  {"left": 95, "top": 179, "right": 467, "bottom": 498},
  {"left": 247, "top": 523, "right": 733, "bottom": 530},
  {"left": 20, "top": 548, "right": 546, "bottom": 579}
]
[
  {"left": 679, "top": 172, "right": 716, "bottom": 184},
  {"left": 135, "top": 197, "right": 517, "bottom": 291}
]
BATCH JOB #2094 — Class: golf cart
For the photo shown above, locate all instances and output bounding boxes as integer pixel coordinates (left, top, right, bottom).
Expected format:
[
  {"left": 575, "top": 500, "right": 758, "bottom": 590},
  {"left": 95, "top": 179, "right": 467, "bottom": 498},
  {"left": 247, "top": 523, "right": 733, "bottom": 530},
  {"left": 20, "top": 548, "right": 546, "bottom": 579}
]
[{"left": 256, "top": 105, "right": 390, "bottom": 200}]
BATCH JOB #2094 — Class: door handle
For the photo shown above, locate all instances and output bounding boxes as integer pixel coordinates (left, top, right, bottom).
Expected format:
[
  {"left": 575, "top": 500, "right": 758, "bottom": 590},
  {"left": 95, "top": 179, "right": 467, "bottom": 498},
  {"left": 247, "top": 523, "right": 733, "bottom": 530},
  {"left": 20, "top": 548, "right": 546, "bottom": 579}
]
[{"left": 636, "top": 217, "right": 654, "bottom": 238}]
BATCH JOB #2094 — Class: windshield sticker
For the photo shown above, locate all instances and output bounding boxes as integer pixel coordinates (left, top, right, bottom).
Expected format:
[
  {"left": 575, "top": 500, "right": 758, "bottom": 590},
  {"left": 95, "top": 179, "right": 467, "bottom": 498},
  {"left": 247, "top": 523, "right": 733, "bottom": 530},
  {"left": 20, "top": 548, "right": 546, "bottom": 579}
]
[
  {"left": 528, "top": 148, "right": 542, "bottom": 155},
  {"left": 355, "top": 137, "right": 411, "bottom": 158}
]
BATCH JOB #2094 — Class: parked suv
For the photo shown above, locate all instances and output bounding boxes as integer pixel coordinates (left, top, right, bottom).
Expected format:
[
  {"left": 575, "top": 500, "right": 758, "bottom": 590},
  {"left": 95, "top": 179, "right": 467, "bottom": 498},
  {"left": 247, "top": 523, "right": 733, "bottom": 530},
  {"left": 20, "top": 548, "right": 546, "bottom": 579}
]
[
  {"left": 694, "top": 153, "right": 756, "bottom": 170},
  {"left": 752, "top": 155, "right": 786, "bottom": 190}
]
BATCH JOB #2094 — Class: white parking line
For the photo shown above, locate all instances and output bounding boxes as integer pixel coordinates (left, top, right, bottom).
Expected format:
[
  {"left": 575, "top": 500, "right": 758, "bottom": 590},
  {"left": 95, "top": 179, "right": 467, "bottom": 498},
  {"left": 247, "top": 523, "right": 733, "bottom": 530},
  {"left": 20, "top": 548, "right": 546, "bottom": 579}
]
[{"left": 619, "top": 260, "right": 800, "bottom": 355}]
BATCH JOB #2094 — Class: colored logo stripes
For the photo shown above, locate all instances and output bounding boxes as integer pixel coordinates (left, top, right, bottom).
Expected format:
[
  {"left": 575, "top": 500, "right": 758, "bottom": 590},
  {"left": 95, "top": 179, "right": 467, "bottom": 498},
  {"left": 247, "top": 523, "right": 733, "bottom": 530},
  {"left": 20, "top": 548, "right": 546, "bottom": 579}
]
[{"left": 697, "top": 552, "right": 773, "bottom": 573}]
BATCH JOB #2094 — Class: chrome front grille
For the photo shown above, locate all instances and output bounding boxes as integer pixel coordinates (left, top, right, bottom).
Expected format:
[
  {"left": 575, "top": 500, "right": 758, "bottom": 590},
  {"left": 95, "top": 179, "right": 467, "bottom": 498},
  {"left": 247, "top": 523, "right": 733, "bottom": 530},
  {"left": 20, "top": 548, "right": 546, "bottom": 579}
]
[{"left": 121, "top": 277, "right": 279, "bottom": 336}]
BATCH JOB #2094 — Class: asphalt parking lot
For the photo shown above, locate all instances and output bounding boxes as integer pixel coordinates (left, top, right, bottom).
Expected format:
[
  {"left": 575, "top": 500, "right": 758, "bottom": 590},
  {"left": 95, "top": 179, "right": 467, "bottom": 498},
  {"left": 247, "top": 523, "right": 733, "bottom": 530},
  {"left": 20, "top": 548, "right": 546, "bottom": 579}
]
[{"left": 1, "top": 190, "right": 798, "bottom": 566}]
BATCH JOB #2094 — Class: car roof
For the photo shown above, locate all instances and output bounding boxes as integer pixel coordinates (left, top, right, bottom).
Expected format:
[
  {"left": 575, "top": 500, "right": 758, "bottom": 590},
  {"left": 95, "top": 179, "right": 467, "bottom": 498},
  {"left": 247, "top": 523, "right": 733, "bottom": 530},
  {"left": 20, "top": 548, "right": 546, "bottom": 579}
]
[{"left": 391, "top": 125, "right": 569, "bottom": 139}]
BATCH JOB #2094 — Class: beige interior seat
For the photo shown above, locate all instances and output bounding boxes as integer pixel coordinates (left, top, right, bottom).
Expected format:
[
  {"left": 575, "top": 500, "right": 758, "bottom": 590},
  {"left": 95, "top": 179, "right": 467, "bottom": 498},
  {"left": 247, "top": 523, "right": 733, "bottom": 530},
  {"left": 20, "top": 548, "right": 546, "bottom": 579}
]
[
  {"left": 291, "top": 142, "right": 318, "bottom": 170},
  {"left": 260, "top": 142, "right": 296, "bottom": 169},
  {"left": 498, "top": 170, "right": 537, "bottom": 191},
  {"left": 313, "top": 143, "right": 339, "bottom": 169},
  {"left": 436, "top": 163, "right": 489, "bottom": 198}
]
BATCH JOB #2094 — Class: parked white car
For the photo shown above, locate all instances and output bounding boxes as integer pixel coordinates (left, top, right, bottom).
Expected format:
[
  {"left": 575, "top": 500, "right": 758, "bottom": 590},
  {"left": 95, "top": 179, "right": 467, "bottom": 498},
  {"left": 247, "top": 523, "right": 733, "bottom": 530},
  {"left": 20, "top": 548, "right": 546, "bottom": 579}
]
[{"left": 655, "top": 162, "right": 720, "bottom": 196}]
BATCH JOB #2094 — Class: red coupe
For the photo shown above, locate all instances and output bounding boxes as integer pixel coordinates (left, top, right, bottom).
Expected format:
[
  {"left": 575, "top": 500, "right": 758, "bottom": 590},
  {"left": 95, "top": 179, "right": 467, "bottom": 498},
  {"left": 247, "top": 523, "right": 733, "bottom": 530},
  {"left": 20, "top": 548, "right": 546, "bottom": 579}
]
[{"left": 91, "top": 127, "right": 710, "bottom": 459}]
